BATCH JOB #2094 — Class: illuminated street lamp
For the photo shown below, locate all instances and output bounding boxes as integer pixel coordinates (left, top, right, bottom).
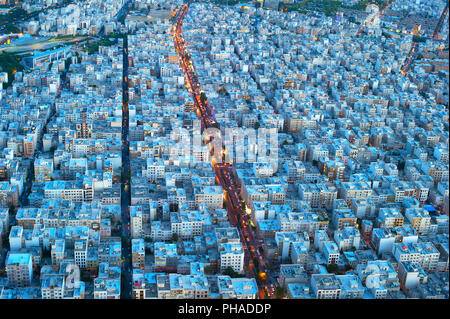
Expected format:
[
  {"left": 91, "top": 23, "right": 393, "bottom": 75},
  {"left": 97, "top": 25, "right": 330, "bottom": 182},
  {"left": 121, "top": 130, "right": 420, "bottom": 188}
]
[{"left": 258, "top": 272, "right": 267, "bottom": 282}]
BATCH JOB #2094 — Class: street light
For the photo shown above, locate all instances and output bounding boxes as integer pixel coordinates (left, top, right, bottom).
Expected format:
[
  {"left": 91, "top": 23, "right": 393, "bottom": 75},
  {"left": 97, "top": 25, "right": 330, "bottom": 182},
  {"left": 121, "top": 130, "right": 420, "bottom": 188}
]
[{"left": 258, "top": 272, "right": 267, "bottom": 281}]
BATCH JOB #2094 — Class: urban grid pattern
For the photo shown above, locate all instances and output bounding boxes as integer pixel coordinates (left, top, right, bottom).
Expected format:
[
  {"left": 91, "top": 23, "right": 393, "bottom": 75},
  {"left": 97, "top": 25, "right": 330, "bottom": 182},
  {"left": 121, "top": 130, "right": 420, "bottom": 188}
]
[{"left": 0, "top": 0, "right": 448, "bottom": 299}]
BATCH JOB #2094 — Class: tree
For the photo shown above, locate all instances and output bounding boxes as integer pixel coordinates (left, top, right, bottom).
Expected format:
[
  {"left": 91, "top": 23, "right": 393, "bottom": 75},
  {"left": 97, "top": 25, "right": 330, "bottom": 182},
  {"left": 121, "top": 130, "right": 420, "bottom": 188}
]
[
  {"left": 275, "top": 286, "right": 284, "bottom": 299},
  {"left": 223, "top": 266, "right": 244, "bottom": 278},
  {"left": 326, "top": 263, "right": 339, "bottom": 273},
  {"left": 170, "top": 233, "right": 179, "bottom": 243},
  {"left": 0, "top": 51, "right": 24, "bottom": 88},
  {"left": 253, "top": 258, "right": 259, "bottom": 269},
  {"left": 204, "top": 265, "right": 214, "bottom": 275},
  {"left": 200, "top": 92, "right": 207, "bottom": 104},
  {"left": 254, "top": 122, "right": 260, "bottom": 129}
]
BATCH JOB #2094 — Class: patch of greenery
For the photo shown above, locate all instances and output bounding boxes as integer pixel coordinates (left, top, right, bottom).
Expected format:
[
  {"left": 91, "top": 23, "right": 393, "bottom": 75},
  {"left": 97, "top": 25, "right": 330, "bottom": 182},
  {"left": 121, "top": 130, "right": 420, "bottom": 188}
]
[
  {"left": 326, "top": 263, "right": 339, "bottom": 273},
  {"left": 343, "top": 0, "right": 389, "bottom": 11},
  {"left": 275, "top": 286, "right": 284, "bottom": 298},
  {"left": 1, "top": 0, "right": 74, "bottom": 29},
  {"left": 322, "top": 0, "right": 342, "bottom": 16},
  {"left": 280, "top": 0, "right": 310, "bottom": 12},
  {"left": 280, "top": 0, "right": 342, "bottom": 17},
  {"left": 2, "top": 24, "right": 20, "bottom": 33},
  {"left": 170, "top": 233, "right": 179, "bottom": 243},
  {"left": 412, "top": 35, "right": 426, "bottom": 43},
  {"left": 200, "top": 92, "right": 207, "bottom": 104},
  {"left": 204, "top": 265, "right": 214, "bottom": 275},
  {"left": 209, "top": 0, "right": 250, "bottom": 6},
  {"left": 345, "top": 0, "right": 369, "bottom": 11},
  {"left": 223, "top": 266, "right": 246, "bottom": 278},
  {"left": 0, "top": 51, "right": 24, "bottom": 88},
  {"left": 0, "top": 8, "right": 28, "bottom": 25},
  {"left": 83, "top": 37, "right": 117, "bottom": 55}
]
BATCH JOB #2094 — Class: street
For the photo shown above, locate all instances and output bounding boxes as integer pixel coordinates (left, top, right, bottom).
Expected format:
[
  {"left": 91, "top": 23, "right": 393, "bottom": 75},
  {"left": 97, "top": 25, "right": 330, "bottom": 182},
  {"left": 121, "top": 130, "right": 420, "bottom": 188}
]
[{"left": 171, "top": 2, "right": 277, "bottom": 298}]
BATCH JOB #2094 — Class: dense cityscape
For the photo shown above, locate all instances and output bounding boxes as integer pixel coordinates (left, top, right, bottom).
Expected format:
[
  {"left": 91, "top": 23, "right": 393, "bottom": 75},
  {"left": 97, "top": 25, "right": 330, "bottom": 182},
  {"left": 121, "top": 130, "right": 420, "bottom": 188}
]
[{"left": 0, "top": 0, "right": 448, "bottom": 300}]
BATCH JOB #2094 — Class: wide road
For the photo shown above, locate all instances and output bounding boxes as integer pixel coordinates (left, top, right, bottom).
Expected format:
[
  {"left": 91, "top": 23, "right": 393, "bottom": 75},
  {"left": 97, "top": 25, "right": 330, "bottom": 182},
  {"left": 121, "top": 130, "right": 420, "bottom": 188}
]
[
  {"left": 171, "top": 2, "right": 276, "bottom": 298},
  {"left": 120, "top": 32, "right": 132, "bottom": 299}
]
